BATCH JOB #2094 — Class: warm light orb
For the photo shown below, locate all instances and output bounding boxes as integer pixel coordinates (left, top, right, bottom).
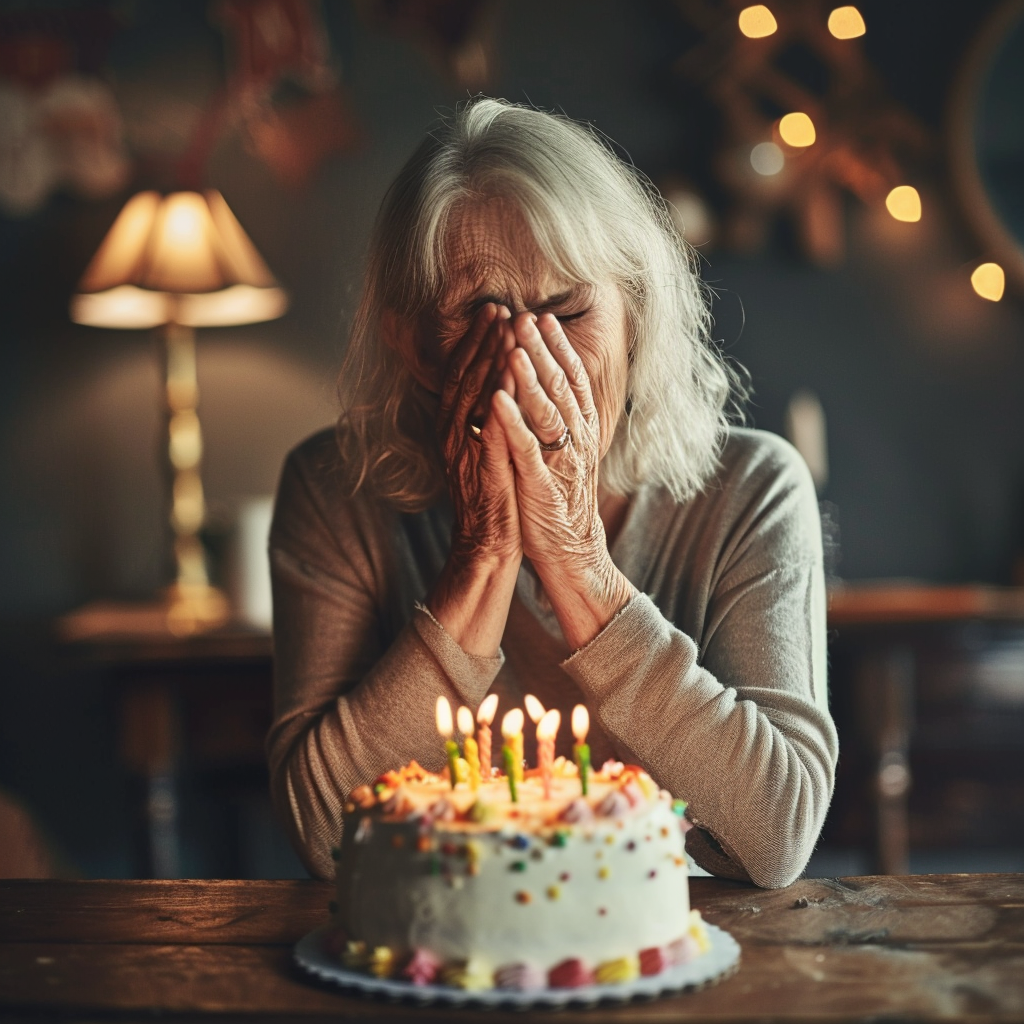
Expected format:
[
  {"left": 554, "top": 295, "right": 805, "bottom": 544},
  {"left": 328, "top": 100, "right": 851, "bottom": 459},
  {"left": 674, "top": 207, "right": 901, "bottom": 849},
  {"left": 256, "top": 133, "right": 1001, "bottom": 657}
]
[
  {"left": 537, "top": 709, "right": 562, "bottom": 742},
  {"left": 524, "top": 694, "right": 546, "bottom": 723},
  {"left": 738, "top": 4, "right": 778, "bottom": 38},
  {"left": 971, "top": 262, "right": 1005, "bottom": 302},
  {"left": 828, "top": 6, "right": 866, "bottom": 39},
  {"left": 571, "top": 704, "right": 590, "bottom": 743},
  {"left": 477, "top": 693, "right": 499, "bottom": 725},
  {"left": 885, "top": 185, "right": 922, "bottom": 222},
  {"left": 456, "top": 705, "right": 475, "bottom": 736},
  {"left": 779, "top": 112, "right": 816, "bottom": 147},
  {"left": 751, "top": 141, "right": 785, "bottom": 175},
  {"left": 501, "top": 708, "right": 525, "bottom": 740},
  {"left": 435, "top": 695, "right": 453, "bottom": 738}
]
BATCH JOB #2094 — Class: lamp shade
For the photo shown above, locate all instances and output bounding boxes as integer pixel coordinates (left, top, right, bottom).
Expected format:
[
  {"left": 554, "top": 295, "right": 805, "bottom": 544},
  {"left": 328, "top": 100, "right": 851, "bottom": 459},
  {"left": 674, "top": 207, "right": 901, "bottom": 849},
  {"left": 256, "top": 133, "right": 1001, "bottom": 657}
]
[{"left": 70, "top": 190, "right": 289, "bottom": 328}]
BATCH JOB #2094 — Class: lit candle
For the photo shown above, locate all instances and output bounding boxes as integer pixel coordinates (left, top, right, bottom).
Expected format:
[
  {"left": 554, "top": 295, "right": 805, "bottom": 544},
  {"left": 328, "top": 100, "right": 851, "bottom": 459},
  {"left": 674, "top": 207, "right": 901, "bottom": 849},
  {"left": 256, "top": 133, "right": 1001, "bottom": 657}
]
[
  {"left": 537, "top": 709, "right": 561, "bottom": 799},
  {"left": 501, "top": 708, "right": 524, "bottom": 803},
  {"left": 524, "top": 694, "right": 545, "bottom": 725},
  {"left": 476, "top": 693, "right": 498, "bottom": 778},
  {"left": 457, "top": 705, "right": 480, "bottom": 791},
  {"left": 436, "top": 696, "right": 460, "bottom": 790},
  {"left": 572, "top": 704, "right": 591, "bottom": 797}
]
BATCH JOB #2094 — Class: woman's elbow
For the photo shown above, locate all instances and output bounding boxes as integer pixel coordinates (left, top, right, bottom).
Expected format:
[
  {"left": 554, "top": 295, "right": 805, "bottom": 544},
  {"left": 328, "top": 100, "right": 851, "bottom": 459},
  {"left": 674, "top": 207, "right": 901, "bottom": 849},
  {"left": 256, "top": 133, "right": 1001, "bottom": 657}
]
[{"left": 740, "top": 766, "right": 832, "bottom": 888}]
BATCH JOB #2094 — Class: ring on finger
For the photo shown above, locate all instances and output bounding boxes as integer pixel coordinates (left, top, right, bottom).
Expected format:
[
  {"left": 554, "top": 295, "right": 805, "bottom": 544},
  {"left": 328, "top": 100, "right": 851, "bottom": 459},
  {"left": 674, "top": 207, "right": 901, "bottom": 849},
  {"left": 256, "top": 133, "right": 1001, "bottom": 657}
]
[{"left": 537, "top": 425, "right": 571, "bottom": 452}]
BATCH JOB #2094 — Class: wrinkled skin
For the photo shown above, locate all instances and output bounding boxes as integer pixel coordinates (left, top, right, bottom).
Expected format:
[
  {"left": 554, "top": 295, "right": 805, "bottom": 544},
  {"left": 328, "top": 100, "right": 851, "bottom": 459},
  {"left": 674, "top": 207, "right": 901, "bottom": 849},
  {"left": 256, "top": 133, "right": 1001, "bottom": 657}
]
[{"left": 401, "top": 200, "right": 636, "bottom": 653}]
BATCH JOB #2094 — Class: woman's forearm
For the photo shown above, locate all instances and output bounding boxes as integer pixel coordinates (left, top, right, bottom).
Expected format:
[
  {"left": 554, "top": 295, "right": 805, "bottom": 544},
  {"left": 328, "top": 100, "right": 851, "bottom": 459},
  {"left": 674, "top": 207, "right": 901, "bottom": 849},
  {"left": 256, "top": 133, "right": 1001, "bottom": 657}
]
[
  {"left": 427, "top": 552, "right": 521, "bottom": 657},
  {"left": 535, "top": 555, "right": 636, "bottom": 652},
  {"left": 561, "top": 587, "right": 837, "bottom": 888}
]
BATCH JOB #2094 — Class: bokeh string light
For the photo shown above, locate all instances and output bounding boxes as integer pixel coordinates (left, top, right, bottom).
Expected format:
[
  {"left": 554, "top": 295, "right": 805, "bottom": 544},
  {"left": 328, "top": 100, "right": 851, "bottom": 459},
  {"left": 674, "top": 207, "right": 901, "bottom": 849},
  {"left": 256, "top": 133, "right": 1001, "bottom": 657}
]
[
  {"left": 827, "top": 6, "right": 866, "bottom": 40},
  {"left": 778, "top": 112, "right": 816, "bottom": 148},
  {"left": 970, "top": 262, "right": 1005, "bottom": 302},
  {"left": 738, "top": 5, "right": 778, "bottom": 39},
  {"left": 885, "top": 185, "right": 922, "bottom": 223}
]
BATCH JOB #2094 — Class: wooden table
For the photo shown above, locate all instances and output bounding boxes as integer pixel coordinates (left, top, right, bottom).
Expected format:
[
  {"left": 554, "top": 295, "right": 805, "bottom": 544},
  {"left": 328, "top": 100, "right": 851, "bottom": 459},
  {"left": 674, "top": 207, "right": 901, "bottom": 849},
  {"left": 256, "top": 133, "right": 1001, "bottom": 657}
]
[
  {"left": 827, "top": 584, "right": 1024, "bottom": 876},
  {"left": 1, "top": 875, "right": 1022, "bottom": 1022}
]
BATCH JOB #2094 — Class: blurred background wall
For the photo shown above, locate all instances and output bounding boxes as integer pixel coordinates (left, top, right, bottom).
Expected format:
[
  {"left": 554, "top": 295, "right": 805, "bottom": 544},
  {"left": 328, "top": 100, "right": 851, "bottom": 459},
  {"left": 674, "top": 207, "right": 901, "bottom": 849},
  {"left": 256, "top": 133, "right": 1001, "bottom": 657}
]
[{"left": 0, "top": 0, "right": 1022, "bottom": 877}]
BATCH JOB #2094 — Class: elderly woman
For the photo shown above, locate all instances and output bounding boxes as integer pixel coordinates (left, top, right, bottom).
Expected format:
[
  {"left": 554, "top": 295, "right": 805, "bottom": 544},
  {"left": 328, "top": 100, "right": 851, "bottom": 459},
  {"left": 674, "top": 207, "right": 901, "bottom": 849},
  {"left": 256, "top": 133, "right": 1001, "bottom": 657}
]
[{"left": 268, "top": 98, "right": 838, "bottom": 888}]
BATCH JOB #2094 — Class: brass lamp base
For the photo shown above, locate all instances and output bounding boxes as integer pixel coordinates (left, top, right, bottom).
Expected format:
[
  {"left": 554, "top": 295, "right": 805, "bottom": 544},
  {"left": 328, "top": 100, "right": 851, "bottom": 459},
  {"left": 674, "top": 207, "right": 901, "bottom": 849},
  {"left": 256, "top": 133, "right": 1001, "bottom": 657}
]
[{"left": 165, "top": 581, "right": 230, "bottom": 637}]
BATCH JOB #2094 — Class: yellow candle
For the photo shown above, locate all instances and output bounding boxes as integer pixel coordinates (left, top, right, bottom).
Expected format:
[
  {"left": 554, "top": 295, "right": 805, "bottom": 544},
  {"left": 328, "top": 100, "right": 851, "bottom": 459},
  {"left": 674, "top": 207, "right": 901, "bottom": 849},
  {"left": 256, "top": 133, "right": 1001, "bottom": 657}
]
[
  {"left": 457, "top": 706, "right": 480, "bottom": 790},
  {"left": 537, "top": 709, "right": 561, "bottom": 799},
  {"left": 476, "top": 693, "right": 498, "bottom": 778}
]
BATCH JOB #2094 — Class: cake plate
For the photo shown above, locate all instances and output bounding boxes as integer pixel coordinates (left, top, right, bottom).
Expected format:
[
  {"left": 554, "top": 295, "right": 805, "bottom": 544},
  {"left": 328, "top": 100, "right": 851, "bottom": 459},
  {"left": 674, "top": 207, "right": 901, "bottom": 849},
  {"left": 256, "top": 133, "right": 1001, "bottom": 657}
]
[{"left": 294, "top": 923, "right": 740, "bottom": 1009}]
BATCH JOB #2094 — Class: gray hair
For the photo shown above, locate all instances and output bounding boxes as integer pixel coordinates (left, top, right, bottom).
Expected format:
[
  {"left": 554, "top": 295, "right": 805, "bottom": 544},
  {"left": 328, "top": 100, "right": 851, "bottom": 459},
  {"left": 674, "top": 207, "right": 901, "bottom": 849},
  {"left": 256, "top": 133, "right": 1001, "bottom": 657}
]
[{"left": 337, "top": 97, "right": 744, "bottom": 510}]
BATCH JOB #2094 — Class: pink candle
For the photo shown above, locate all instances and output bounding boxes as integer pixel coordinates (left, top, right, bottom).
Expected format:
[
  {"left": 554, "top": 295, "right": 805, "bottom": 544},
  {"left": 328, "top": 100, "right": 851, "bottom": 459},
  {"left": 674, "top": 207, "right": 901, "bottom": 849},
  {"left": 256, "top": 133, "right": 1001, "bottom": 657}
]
[
  {"left": 537, "top": 709, "right": 561, "bottom": 799},
  {"left": 476, "top": 693, "right": 498, "bottom": 778}
]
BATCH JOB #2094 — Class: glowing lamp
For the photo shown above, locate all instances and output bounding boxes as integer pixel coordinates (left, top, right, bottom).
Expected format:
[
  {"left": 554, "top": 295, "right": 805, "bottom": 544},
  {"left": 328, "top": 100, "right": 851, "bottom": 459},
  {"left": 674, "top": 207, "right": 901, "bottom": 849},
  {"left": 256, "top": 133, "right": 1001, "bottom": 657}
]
[
  {"left": 971, "top": 262, "right": 1005, "bottom": 302},
  {"left": 779, "top": 112, "right": 816, "bottom": 147},
  {"left": 828, "top": 6, "right": 866, "bottom": 39},
  {"left": 70, "top": 190, "right": 288, "bottom": 635},
  {"left": 738, "top": 5, "right": 778, "bottom": 38},
  {"left": 885, "top": 185, "right": 922, "bottom": 223}
]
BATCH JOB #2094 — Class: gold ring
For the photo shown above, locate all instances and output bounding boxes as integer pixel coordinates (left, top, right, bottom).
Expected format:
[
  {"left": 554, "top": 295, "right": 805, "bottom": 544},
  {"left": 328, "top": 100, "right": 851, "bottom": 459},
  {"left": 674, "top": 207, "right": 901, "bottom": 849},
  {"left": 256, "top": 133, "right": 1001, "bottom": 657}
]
[{"left": 538, "top": 426, "right": 571, "bottom": 452}]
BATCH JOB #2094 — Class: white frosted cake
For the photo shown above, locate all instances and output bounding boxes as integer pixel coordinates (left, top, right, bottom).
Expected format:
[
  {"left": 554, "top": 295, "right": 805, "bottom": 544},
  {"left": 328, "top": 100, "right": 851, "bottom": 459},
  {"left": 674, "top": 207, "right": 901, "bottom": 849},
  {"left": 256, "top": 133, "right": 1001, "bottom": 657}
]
[{"left": 329, "top": 757, "right": 708, "bottom": 990}]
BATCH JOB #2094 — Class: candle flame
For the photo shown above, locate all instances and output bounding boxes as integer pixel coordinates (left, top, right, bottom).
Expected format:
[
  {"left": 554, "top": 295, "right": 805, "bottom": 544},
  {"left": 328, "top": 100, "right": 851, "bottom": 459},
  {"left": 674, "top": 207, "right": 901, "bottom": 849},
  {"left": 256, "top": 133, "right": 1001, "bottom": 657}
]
[
  {"left": 524, "top": 694, "right": 545, "bottom": 723},
  {"left": 537, "top": 708, "right": 561, "bottom": 741},
  {"left": 571, "top": 704, "right": 589, "bottom": 743},
  {"left": 456, "top": 705, "right": 474, "bottom": 736},
  {"left": 501, "top": 708, "right": 524, "bottom": 739},
  {"left": 477, "top": 693, "right": 499, "bottom": 725},
  {"left": 435, "top": 695, "right": 453, "bottom": 738}
]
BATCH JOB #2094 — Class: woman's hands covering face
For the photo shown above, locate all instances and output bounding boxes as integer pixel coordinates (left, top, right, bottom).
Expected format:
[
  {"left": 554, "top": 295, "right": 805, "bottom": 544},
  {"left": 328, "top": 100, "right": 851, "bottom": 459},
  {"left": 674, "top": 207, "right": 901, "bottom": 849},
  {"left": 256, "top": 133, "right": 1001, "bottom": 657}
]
[
  {"left": 490, "top": 312, "right": 608, "bottom": 575},
  {"left": 436, "top": 303, "right": 522, "bottom": 569}
]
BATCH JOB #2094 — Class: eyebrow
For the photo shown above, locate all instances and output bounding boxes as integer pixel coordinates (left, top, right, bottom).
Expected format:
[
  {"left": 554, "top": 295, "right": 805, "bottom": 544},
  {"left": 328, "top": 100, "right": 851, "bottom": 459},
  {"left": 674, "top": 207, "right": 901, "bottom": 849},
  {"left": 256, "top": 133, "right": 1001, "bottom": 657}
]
[{"left": 466, "top": 287, "right": 586, "bottom": 316}]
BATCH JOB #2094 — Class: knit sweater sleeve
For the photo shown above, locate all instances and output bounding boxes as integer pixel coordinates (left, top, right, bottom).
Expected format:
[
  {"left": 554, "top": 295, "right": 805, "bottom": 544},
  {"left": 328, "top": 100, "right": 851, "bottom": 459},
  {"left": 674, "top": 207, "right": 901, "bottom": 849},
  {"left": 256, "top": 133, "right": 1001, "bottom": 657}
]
[
  {"left": 563, "top": 433, "right": 838, "bottom": 888},
  {"left": 266, "top": 433, "right": 503, "bottom": 879}
]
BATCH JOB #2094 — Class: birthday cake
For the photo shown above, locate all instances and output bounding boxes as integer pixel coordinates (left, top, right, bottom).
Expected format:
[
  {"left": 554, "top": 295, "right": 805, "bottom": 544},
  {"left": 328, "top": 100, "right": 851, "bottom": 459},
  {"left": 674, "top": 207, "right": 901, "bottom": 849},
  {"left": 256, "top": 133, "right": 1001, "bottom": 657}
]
[{"left": 327, "top": 698, "right": 708, "bottom": 991}]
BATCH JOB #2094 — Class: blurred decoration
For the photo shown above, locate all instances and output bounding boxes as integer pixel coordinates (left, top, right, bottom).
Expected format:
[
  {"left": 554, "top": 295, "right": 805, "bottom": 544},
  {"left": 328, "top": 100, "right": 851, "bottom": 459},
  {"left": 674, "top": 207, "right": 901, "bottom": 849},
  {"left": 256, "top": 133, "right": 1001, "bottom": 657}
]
[
  {"left": 826, "top": 6, "right": 866, "bottom": 40},
  {"left": 356, "top": 0, "right": 497, "bottom": 90},
  {"left": 785, "top": 389, "right": 829, "bottom": 492},
  {"left": 176, "top": 0, "right": 361, "bottom": 189},
  {"left": 885, "top": 184, "right": 922, "bottom": 223},
  {"left": 70, "top": 190, "right": 289, "bottom": 635},
  {"left": 670, "top": 0, "right": 931, "bottom": 264},
  {"left": 0, "top": 6, "right": 130, "bottom": 216},
  {"left": 663, "top": 179, "right": 716, "bottom": 247},
  {"left": 738, "top": 5, "right": 779, "bottom": 39},
  {"left": 226, "top": 496, "right": 275, "bottom": 630},
  {"left": 971, "top": 261, "right": 1006, "bottom": 302},
  {"left": 948, "top": 0, "right": 1024, "bottom": 298}
]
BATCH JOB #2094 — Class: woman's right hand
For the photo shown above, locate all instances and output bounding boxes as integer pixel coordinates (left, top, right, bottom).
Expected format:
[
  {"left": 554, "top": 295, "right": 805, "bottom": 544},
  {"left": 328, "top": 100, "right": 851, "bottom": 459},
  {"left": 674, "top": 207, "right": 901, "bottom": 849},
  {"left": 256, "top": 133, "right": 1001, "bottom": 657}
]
[{"left": 435, "top": 302, "right": 522, "bottom": 572}]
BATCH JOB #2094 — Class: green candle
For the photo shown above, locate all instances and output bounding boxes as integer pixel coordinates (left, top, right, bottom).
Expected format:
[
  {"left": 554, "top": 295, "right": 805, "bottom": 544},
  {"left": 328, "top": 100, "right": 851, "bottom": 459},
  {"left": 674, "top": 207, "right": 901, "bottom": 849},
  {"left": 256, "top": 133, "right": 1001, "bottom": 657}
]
[
  {"left": 445, "top": 739, "right": 461, "bottom": 790},
  {"left": 572, "top": 704, "right": 591, "bottom": 796},
  {"left": 502, "top": 745, "right": 518, "bottom": 803}
]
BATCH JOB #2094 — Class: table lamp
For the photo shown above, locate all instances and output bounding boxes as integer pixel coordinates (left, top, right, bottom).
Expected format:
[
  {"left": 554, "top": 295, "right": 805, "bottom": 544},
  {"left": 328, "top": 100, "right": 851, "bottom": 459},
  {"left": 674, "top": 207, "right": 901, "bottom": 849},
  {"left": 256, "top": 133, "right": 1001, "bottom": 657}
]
[{"left": 70, "top": 190, "right": 288, "bottom": 635}]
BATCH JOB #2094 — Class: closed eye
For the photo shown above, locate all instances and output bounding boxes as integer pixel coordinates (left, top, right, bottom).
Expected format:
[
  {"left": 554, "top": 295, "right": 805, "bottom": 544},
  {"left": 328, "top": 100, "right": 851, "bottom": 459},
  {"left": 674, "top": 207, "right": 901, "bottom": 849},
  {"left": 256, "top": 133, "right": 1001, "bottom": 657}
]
[{"left": 556, "top": 309, "right": 589, "bottom": 324}]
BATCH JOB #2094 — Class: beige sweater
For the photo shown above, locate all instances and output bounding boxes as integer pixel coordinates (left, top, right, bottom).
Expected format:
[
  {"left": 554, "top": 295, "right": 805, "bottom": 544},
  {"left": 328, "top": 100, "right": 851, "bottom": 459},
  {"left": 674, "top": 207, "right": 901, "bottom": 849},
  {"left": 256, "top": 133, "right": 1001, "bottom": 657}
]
[{"left": 267, "top": 426, "right": 838, "bottom": 887}]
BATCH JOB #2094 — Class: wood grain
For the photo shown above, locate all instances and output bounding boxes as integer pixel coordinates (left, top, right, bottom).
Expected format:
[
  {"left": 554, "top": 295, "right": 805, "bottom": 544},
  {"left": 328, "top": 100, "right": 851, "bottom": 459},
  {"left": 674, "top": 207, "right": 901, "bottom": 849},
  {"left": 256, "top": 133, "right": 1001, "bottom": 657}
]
[{"left": 1, "top": 875, "right": 1022, "bottom": 1022}]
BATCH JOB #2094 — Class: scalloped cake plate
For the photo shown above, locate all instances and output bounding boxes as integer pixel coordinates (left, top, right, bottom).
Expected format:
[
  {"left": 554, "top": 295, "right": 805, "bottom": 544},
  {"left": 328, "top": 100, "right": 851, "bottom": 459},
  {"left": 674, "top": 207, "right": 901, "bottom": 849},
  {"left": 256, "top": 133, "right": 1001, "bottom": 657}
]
[{"left": 294, "top": 922, "right": 740, "bottom": 1009}]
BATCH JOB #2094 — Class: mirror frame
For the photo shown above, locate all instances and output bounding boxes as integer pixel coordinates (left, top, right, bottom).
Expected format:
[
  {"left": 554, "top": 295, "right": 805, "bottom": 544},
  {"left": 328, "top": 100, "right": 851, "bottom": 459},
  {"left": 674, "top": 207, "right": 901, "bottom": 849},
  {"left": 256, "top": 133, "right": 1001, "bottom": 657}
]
[{"left": 948, "top": 0, "right": 1024, "bottom": 296}]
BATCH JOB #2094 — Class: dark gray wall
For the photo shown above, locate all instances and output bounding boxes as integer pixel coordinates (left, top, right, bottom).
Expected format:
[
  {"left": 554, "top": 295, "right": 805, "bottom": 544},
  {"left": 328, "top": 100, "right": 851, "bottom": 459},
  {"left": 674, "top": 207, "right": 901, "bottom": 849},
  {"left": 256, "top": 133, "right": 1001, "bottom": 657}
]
[
  {"left": 2, "top": 0, "right": 1021, "bottom": 622},
  {"left": 0, "top": 0, "right": 1022, "bottom": 876}
]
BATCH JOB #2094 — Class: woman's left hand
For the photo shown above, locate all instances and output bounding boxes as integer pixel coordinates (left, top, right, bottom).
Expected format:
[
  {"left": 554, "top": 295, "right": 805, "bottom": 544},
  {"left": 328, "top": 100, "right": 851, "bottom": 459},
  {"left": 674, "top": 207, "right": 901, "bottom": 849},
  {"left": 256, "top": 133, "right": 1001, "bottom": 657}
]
[{"left": 490, "top": 312, "right": 636, "bottom": 648}]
